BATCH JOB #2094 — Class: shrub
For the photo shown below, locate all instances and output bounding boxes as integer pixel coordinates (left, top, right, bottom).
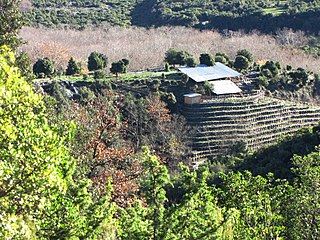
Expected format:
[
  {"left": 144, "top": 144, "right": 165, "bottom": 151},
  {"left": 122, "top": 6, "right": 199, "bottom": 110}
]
[
  {"left": 234, "top": 55, "right": 250, "bottom": 70},
  {"left": 255, "top": 76, "right": 269, "bottom": 87},
  {"left": 215, "top": 52, "right": 230, "bottom": 63},
  {"left": 262, "top": 61, "right": 279, "bottom": 77},
  {"left": 165, "top": 62, "right": 170, "bottom": 72},
  {"left": 185, "top": 56, "right": 197, "bottom": 67},
  {"left": 94, "top": 69, "right": 107, "bottom": 79},
  {"left": 87, "top": 51, "right": 108, "bottom": 71},
  {"left": 236, "top": 49, "right": 253, "bottom": 62},
  {"left": 199, "top": 53, "right": 215, "bottom": 66},
  {"left": 33, "top": 57, "right": 55, "bottom": 78},
  {"left": 164, "top": 48, "right": 193, "bottom": 66},
  {"left": 66, "top": 57, "right": 81, "bottom": 75},
  {"left": 110, "top": 59, "right": 128, "bottom": 76},
  {"left": 15, "top": 51, "right": 34, "bottom": 82}
]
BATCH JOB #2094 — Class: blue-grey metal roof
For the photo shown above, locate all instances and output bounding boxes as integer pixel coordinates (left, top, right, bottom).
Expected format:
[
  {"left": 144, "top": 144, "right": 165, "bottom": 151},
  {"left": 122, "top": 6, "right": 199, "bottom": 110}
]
[
  {"left": 178, "top": 63, "right": 241, "bottom": 82},
  {"left": 209, "top": 80, "right": 242, "bottom": 95},
  {"left": 183, "top": 93, "right": 202, "bottom": 98}
]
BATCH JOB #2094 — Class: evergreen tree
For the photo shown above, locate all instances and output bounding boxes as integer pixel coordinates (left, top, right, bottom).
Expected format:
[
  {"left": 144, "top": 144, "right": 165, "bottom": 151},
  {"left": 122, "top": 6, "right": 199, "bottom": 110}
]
[
  {"left": 66, "top": 57, "right": 81, "bottom": 75},
  {"left": 185, "top": 56, "right": 197, "bottom": 67},
  {"left": 285, "top": 151, "right": 320, "bottom": 239},
  {"left": 164, "top": 48, "right": 193, "bottom": 66},
  {"left": 33, "top": 57, "right": 55, "bottom": 78},
  {"left": 215, "top": 52, "right": 230, "bottom": 65},
  {"left": 118, "top": 149, "right": 237, "bottom": 239},
  {"left": 0, "top": 0, "right": 24, "bottom": 50},
  {"left": 199, "top": 53, "right": 215, "bottom": 66},
  {"left": 110, "top": 59, "right": 128, "bottom": 76},
  {"left": 15, "top": 51, "right": 34, "bottom": 82},
  {"left": 236, "top": 49, "right": 253, "bottom": 62},
  {"left": 234, "top": 55, "right": 250, "bottom": 71},
  {"left": 87, "top": 51, "right": 108, "bottom": 71}
]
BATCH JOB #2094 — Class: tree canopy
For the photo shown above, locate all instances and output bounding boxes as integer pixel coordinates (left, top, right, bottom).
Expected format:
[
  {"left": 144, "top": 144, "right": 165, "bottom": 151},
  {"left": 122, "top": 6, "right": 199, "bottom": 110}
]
[
  {"left": 0, "top": 0, "right": 24, "bottom": 49},
  {"left": 0, "top": 46, "right": 114, "bottom": 239}
]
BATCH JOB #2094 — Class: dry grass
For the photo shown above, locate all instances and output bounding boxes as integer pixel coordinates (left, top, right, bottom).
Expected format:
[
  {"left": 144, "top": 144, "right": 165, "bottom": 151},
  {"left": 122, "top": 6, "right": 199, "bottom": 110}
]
[{"left": 19, "top": 26, "right": 320, "bottom": 72}]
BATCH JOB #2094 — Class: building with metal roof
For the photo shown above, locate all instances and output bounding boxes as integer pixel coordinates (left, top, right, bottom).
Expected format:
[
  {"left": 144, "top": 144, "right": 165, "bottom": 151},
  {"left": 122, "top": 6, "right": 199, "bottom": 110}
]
[
  {"left": 209, "top": 80, "right": 242, "bottom": 95},
  {"left": 178, "top": 63, "right": 241, "bottom": 83}
]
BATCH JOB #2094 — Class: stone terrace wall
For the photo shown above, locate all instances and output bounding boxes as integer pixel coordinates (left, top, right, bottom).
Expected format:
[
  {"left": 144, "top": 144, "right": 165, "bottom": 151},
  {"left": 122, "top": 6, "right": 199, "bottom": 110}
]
[{"left": 182, "top": 97, "right": 320, "bottom": 161}]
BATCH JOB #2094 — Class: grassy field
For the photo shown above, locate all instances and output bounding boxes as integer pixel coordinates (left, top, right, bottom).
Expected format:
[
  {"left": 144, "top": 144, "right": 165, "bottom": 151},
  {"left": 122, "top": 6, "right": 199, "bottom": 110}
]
[{"left": 261, "top": 7, "right": 286, "bottom": 16}]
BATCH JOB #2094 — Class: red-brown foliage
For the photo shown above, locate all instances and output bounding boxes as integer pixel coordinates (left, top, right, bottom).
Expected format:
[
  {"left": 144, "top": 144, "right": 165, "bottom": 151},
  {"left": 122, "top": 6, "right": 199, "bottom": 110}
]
[{"left": 72, "top": 92, "right": 143, "bottom": 207}]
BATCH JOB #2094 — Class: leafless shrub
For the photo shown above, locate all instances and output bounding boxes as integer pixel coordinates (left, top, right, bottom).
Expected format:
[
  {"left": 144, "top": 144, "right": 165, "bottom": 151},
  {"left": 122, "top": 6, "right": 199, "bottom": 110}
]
[
  {"left": 275, "top": 28, "right": 308, "bottom": 46},
  {"left": 19, "top": 26, "right": 320, "bottom": 73}
]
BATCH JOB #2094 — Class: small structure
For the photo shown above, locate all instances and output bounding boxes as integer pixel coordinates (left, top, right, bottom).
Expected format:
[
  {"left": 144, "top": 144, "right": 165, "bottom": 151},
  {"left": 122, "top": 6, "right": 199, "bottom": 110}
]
[
  {"left": 209, "top": 80, "right": 242, "bottom": 95},
  {"left": 184, "top": 93, "right": 202, "bottom": 104},
  {"left": 178, "top": 62, "right": 241, "bottom": 82}
]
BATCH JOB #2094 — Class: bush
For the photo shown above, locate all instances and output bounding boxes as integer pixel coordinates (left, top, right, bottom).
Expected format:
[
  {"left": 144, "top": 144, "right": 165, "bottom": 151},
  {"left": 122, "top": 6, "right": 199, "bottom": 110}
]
[
  {"left": 234, "top": 55, "right": 250, "bottom": 70},
  {"left": 66, "top": 57, "right": 81, "bottom": 75},
  {"left": 33, "top": 57, "right": 55, "bottom": 78},
  {"left": 199, "top": 53, "right": 215, "bottom": 66},
  {"left": 110, "top": 59, "right": 128, "bottom": 76},
  {"left": 164, "top": 48, "right": 193, "bottom": 66},
  {"left": 255, "top": 76, "right": 269, "bottom": 87},
  {"left": 262, "top": 61, "right": 279, "bottom": 77},
  {"left": 215, "top": 52, "right": 230, "bottom": 65},
  {"left": 185, "top": 56, "right": 197, "bottom": 67},
  {"left": 15, "top": 51, "right": 35, "bottom": 82},
  {"left": 87, "top": 51, "right": 108, "bottom": 71},
  {"left": 165, "top": 62, "right": 170, "bottom": 72},
  {"left": 94, "top": 69, "right": 107, "bottom": 79},
  {"left": 236, "top": 49, "right": 253, "bottom": 62}
]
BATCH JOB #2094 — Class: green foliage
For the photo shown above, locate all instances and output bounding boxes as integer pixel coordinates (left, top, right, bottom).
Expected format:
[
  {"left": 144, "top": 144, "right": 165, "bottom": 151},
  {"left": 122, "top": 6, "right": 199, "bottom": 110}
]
[
  {"left": 236, "top": 49, "right": 253, "bottom": 62},
  {"left": 0, "top": 0, "right": 24, "bottom": 50},
  {"left": 218, "top": 171, "right": 287, "bottom": 239},
  {"left": 110, "top": 59, "right": 128, "bottom": 76},
  {"left": 25, "top": 0, "right": 320, "bottom": 36},
  {"left": 215, "top": 52, "right": 230, "bottom": 65},
  {"left": 165, "top": 62, "right": 170, "bottom": 72},
  {"left": 0, "top": 46, "right": 115, "bottom": 239},
  {"left": 15, "top": 51, "right": 35, "bottom": 82},
  {"left": 262, "top": 61, "right": 280, "bottom": 77},
  {"left": 199, "top": 53, "right": 215, "bottom": 66},
  {"left": 88, "top": 51, "right": 108, "bottom": 71},
  {"left": 118, "top": 152, "right": 238, "bottom": 239},
  {"left": 121, "top": 58, "right": 130, "bottom": 68},
  {"left": 185, "top": 56, "right": 197, "bottom": 67},
  {"left": 289, "top": 67, "right": 309, "bottom": 85},
  {"left": 255, "top": 75, "right": 269, "bottom": 87},
  {"left": 94, "top": 69, "right": 107, "bottom": 79},
  {"left": 164, "top": 48, "right": 193, "bottom": 66},
  {"left": 234, "top": 55, "right": 250, "bottom": 71},
  {"left": 285, "top": 151, "right": 320, "bottom": 239},
  {"left": 66, "top": 57, "right": 81, "bottom": 75},
  {"left": 165, "top": 165, "right": 238, "bottom": 239},
  {"left": 33, "top": 57, "right": 55, "bottom": 78}
]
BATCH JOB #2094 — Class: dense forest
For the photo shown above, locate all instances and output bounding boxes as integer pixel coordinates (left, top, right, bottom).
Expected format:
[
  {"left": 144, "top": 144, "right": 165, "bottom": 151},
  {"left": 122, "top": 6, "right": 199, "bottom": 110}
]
[
  {"left": 24, "top": 0, "right": 320, "bottom": 34},
  {"left": 0, "top": 0, "right": 320, "bottom": 239}
]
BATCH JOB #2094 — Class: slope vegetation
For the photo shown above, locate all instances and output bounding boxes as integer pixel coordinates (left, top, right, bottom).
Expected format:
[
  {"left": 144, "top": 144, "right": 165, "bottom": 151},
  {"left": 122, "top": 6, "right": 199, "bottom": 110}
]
[
  {"left": 24, "top": 0, "right": 320, "bottom": 33},
  {"left": 183, "top": 95, "right": 320, "bottom": 160}
]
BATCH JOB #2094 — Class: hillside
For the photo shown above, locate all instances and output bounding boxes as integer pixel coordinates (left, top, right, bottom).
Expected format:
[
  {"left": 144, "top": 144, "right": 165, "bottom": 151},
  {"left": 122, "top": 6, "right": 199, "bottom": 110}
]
[
  {"left": 183, "top": 95, "right": 320, "bottom": 161},
  {"left": 24, "top": 0, "right": 320, "bottom": 33},
  {"left": 2, "top": 1, "right": 320, "bottom": 238},
  {"left": 19, "top": 26, "right": 320, "bottom": 73}
]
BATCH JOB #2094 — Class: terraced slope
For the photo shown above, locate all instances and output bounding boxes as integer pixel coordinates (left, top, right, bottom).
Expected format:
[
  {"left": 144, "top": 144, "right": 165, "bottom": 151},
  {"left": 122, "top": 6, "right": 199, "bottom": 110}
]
[{"left": 182, "top": 96, "right": 320, "bottom": 161}]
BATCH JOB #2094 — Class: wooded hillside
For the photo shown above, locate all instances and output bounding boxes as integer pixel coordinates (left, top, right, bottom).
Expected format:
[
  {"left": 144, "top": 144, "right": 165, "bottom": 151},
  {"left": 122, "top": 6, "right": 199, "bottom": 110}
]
[{"left": 24, "top": 0, "right": 320, "bottom": 34}]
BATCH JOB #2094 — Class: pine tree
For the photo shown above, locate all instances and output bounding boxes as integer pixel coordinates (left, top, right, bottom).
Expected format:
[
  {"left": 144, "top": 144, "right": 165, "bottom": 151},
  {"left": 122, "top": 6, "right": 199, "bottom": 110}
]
[{"left": 66, "top": 57, "right": 81, "bottom": 75}]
